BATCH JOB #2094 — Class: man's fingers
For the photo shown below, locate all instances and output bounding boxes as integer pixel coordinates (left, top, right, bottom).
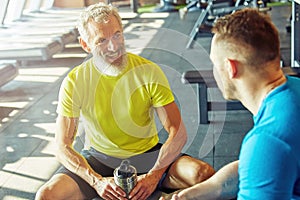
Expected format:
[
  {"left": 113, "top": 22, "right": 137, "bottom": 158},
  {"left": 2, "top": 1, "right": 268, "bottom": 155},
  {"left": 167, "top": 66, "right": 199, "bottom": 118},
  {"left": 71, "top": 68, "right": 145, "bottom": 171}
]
[
  {"left": 128, "top": 183, "right": 141, "bottom": 198},
  {"left": 103, "top": 189, "right": 126, "bottom": 200},
  {"left": 140, "top": 190, "right": 151, "bottom": 200},
  {"left": 112, "top": 185, "right": 126, "bottom": 197},
  {"left": 104, "top": 192, "right": 115, "bottom": 200},
  {"left": 109, "top": 186, "right": 127, "bottom": 200},
  {"left": 98, "top": 181, "right": 127, "bottom": 200},
  {"left": 130, "top": 185, "right": 153, "bottom": 200},
  {"left": 130, "top": 188, "right": 146, "bottom": 200}
]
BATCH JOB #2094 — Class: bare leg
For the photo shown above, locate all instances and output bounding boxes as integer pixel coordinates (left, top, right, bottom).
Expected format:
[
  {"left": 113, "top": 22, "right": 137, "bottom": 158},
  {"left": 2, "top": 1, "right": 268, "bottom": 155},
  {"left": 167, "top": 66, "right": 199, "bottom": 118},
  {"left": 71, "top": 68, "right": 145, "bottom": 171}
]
[
  {"left": 35, "top": 174, "right": 85, "bottom": 200},
  {"left": 161, "top": 160, "right": 239, "bottom": 200},
  {"left": 162, "top": 155, "right": 215, "bottom": 189}
]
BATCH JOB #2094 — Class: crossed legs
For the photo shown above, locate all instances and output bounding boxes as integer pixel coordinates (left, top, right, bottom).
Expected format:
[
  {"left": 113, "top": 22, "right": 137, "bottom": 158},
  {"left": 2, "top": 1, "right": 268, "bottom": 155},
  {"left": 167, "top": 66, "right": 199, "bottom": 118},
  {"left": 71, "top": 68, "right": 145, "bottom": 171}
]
[{"left": 35, "top": 155, "right": 215, "bottom": 200}]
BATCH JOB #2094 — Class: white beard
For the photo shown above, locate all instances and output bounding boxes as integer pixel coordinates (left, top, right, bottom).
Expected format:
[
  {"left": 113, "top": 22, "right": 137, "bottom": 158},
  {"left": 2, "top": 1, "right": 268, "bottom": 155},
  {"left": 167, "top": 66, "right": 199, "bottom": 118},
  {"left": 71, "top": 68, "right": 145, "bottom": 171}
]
[{"left": 92, "top": 48, "right": 127, "bottom": 77}]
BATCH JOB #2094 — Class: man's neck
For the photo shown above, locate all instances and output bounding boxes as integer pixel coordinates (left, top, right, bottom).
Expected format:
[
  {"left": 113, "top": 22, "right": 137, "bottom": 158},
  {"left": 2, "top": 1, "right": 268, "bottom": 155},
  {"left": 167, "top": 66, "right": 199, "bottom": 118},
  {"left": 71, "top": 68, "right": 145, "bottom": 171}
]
[{"left": 239, "top": 68, "right": 286, "bottom": 115}]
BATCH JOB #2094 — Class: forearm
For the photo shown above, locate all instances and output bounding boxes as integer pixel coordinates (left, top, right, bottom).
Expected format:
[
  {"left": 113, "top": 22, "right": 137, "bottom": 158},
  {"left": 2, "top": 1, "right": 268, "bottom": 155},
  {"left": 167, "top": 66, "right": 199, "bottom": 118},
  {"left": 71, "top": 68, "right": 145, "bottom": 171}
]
[
  {"left": 177, "top": 161, "right": 239, "bottom": 200},
  {"left": 178, "top": 183, "right": 220, "bottom": 200},
  {"left": 151, "top": 102, "right": 188, "bottom": 178},
  {"left": 56, "top": 145, "right": 102, "bottom": 187},
  {"left": 151, "top": 125, "right": 187, "bottom": 173},
  {"left": 56, "top": 144, "right": 127, "bottom": 199},
  {"left": 55, "top": 115, "right": 102, "bottom": 188}
]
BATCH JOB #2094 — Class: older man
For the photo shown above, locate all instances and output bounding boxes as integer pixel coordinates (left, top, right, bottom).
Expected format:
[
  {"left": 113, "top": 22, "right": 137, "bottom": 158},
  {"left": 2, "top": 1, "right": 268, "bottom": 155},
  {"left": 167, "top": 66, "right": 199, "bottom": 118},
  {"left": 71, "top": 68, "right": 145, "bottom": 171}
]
[{"left": 35, "top": 3, "right": 214, "bottom": 200}]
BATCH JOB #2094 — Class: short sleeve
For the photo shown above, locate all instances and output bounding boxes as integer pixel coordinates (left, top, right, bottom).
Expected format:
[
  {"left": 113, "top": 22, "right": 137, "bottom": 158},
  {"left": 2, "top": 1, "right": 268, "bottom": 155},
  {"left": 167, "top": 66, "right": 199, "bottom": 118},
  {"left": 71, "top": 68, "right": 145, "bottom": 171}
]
[
  {"left": 56, "top": 68, "right": 82, "bottom": 117},
  {"left": 147, "top": 64, "right": 174, "bottom": 107}
]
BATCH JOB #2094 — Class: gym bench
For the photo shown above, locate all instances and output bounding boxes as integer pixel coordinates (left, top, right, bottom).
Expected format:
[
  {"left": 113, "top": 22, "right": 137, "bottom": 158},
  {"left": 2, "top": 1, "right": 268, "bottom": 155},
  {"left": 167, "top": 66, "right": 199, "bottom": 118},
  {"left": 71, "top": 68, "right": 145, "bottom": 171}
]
[
  {"left": 181, "top": 70, "right": 246, "bottom": 124},
  {"left": 181, "top": 67, "right": 300, "bottom": 124},
  {"left": 0, "top": 63, "right": 18, "bottom": 88}
]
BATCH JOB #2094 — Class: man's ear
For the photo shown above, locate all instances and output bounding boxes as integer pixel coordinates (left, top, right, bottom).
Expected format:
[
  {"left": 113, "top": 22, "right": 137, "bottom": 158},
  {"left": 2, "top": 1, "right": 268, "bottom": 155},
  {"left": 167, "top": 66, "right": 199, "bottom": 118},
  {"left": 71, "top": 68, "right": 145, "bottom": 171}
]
[
  {"left": 226, "top": 58, "right": 238, "bottom": 79},
  {"left": 79, "top": 37, "right": 91, "bottom": 53}
]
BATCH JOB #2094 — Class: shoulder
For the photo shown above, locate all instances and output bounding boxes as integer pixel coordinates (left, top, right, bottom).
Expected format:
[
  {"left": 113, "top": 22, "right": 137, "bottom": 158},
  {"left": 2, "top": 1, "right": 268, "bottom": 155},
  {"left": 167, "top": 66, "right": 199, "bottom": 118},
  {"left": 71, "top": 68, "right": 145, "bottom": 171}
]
[
  {"left": 242, "top": 131, "right": 290, "bottom": 152},
  {"left": 238, "top": 132, "right": 298, "bottom": 198},
  {"left": 239, "top": 132, "right": 295, "bottom": 175},
  {"left": 127, "top": 52, "right": 150, "bottom": 62},
  {"left": 126, "top": 52, "right": 166, "bottom": 77},
  {"left": 66, "top": 58, "right": 93, "bottom": 81},
  {"left": 285, "top": 76, "right": 300, "bottom": 100},
  {"left": 269, "top": 76, "right": 300, "bottom": 102},
  {"left": 127, "top": 52, "right": 158, "bottom": 68},
  {"left": 260, "top": 78, "right": 300, "bottom": 125},
  {"left": 240, "top": 131, "right": 295, "bottom": 169}
]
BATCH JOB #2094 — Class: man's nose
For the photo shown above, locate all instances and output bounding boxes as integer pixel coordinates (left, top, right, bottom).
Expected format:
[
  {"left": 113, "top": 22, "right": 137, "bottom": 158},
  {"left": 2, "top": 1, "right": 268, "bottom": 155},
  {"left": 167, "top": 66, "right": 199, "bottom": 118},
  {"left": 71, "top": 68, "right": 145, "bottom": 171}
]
[{"left": 107, "top": 39, "right": 117, "bottom": 52}]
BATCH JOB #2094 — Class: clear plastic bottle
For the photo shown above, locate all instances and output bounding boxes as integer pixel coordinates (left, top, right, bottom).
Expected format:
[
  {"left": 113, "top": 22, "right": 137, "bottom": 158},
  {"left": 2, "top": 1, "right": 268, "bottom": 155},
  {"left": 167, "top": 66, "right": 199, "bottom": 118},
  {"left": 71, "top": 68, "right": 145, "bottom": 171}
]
[{"left": 114, "top": 159, "right": 137, "bottom": 196}]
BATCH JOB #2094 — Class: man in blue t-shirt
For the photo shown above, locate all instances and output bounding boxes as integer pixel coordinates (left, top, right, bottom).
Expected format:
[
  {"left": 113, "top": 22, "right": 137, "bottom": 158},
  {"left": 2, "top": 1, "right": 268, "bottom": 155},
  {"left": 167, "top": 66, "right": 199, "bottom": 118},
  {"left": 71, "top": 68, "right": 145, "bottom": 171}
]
[{"left": 160, "top": 8, "right": 300, "bottom": 200}]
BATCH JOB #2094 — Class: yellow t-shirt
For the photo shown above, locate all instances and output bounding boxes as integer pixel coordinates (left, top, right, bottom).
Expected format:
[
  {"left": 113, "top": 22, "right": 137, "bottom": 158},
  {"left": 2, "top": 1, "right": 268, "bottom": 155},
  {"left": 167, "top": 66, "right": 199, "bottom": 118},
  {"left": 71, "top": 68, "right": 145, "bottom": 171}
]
[{"left": 57, "top": 52, "right": 174, "bottom": 158}]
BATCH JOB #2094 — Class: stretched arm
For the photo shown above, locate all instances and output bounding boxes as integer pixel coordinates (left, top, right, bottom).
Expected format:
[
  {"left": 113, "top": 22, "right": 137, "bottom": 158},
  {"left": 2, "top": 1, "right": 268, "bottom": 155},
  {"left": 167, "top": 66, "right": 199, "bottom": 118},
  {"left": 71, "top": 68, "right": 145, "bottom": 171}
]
[
  {"left": 55, "top": 115, "right": 126, "bottom": 199},
  {"left": 161, "top": 160, "right": 239, "bottom": 200},
  {"left": 151, "top": 101, "right": 187, "bottom": 173},
  {"left": 129, "top": 102, "right": 187, "bottom": 200}
]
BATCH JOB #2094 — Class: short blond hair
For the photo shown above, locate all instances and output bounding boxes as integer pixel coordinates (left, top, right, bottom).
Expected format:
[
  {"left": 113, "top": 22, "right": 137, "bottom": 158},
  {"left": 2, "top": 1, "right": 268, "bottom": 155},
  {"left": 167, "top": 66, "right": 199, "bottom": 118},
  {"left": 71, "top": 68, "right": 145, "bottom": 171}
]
[
  {"left": 77, "top": 3, "right": 122, "bottom": 42},
  {"left": 212, "top": 8, "right": 280, "bottom": 67}
]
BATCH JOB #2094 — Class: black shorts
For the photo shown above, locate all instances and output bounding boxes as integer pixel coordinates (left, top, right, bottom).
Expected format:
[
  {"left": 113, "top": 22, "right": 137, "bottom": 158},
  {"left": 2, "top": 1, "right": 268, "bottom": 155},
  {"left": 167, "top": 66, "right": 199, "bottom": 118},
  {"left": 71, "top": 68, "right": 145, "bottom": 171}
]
[{"left": 55, "top": 143, "right": 179, "bottom": 199}]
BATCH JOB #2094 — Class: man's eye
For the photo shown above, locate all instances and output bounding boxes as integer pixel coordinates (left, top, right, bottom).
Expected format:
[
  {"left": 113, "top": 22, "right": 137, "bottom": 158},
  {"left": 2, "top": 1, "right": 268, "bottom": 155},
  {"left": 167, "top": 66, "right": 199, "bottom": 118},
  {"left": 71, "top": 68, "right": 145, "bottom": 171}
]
[
  {"left": 96, "top": 39, "right": 107, "bottom": 45},
  {"left": 113, "top": 33, "right": 122, "bottom": 40}
]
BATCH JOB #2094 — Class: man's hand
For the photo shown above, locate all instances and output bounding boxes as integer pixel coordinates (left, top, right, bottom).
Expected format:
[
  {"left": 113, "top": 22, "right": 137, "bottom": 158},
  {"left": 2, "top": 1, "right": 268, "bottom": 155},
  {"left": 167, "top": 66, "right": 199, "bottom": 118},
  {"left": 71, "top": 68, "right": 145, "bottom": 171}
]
[
  {"left": 94, "top": 177, "right": 127, "bottom": 200},
  {"left": 128, "top": 172, "right": 161, "bottom": 200}
]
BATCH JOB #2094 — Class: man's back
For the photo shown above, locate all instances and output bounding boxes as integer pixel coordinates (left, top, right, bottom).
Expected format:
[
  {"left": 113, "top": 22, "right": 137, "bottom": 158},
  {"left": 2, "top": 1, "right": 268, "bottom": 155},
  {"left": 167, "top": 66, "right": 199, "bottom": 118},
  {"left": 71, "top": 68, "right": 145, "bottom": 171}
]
[{"left": 238, "top": 76, "right": 300, "bottom": 199}]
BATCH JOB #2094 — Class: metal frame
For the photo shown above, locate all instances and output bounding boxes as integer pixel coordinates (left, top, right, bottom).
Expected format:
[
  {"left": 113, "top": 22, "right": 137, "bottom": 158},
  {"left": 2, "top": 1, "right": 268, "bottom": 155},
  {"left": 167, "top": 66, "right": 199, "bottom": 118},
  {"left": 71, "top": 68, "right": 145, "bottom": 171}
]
[{"left": 291, "top": 0, "right": 300, "bottom": 67}]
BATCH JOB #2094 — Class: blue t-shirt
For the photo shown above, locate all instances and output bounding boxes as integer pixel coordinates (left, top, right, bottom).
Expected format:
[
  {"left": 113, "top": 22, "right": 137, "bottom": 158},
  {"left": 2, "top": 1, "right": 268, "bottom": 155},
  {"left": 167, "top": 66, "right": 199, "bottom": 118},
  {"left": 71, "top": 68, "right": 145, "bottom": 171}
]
[{"left": 238, "top": 76, "right": 300, "bottom": 200}]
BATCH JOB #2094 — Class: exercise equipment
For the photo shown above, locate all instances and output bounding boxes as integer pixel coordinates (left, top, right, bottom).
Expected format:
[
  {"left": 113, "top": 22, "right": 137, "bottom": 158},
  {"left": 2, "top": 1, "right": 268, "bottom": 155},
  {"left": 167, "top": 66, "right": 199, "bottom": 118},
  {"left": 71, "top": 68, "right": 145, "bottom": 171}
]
[{"left": 185, "top": 0, "right": 266, "bottom": 48}]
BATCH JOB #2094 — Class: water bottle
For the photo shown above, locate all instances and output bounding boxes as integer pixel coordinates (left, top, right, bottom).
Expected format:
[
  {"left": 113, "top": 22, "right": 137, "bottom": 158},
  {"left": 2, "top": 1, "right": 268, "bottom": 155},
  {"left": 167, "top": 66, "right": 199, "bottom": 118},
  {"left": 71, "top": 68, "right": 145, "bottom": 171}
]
[{"left": 114, "top": 159, "right": 137, "bottom": 196}]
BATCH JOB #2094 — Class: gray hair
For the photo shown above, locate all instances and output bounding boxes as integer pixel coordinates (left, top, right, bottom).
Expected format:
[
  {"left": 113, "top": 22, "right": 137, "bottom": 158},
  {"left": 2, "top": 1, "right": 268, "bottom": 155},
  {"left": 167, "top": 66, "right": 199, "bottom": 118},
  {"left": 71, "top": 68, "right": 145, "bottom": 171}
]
[{"left": 77, "top": 3, "right": 122, "bottom": 42}]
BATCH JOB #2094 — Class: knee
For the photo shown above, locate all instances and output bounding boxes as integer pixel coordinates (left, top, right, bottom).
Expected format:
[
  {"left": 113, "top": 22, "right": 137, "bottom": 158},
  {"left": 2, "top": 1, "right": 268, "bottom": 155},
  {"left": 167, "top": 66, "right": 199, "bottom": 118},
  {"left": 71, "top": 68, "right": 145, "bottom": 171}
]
[
  {"left": 191, "top": 160, "right": 215, "bottom": 183},
  {"left": 35, "top": 184, "right": 57, "bottom": 200},
  {"left": 181, "top": 157, "right": 215, "bottom": 185}
]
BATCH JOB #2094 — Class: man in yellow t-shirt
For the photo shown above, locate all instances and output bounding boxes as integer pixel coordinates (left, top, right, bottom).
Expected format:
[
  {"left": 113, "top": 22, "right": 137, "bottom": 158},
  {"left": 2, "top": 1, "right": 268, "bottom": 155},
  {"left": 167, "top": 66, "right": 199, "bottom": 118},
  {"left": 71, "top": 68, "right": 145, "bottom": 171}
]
[{"left": 35, "top": 3, "right": 214, "bottom": 200}]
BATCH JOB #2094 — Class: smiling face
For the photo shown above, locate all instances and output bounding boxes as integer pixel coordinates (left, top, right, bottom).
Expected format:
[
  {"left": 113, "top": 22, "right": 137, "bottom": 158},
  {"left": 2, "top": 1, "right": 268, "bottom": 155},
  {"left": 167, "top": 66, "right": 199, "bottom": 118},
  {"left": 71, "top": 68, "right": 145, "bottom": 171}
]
[{"left": 87, "top": 15, "right": 127, "bottom": 69}]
